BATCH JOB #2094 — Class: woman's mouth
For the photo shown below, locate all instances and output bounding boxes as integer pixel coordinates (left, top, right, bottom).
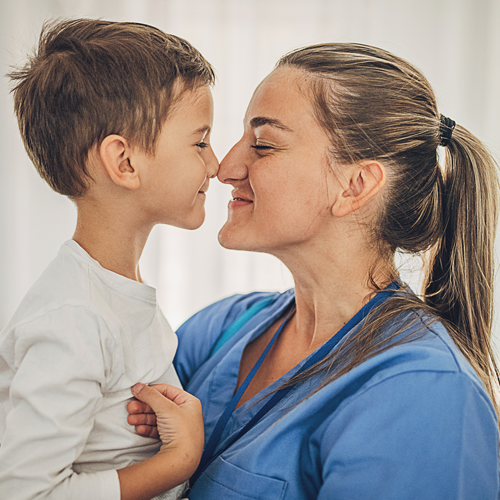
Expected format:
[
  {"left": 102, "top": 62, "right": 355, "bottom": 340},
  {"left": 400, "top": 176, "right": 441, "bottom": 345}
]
[
  {"left": 229, "top": 189, "right": 253, "bottom": 209},
  {"left": 229, "top": 196, "right": 253, "bottom": 209}
]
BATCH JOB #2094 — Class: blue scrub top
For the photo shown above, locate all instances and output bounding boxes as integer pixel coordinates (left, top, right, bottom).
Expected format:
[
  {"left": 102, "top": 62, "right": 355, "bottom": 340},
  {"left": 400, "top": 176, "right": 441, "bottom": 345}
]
[{"left": 174, "top": 290, "right": 499, "bottom": 500}]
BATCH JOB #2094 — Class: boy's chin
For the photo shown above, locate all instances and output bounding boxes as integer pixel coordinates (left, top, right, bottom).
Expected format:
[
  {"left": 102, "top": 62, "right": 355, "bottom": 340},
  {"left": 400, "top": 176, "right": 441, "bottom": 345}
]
[
  {"left": 184, "top": 221, "right": 204, "bottom": 230},
  {"left": 169, "top": 214, "right": 205, "bottom": 231}
]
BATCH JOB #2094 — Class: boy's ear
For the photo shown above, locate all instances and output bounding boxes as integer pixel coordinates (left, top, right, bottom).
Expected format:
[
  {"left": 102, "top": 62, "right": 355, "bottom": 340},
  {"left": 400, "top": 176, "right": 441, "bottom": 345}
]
[
  {"left": 331, "top": 160, "right": 386, "bottom": 217},
  {"left": 99, "top": 135, "right": 141, "bottom": 190}
]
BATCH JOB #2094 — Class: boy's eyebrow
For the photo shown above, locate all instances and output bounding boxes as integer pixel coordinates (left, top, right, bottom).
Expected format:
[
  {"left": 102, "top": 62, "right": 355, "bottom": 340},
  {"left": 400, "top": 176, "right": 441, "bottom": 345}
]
[
  {"left": 249, "top": 116, "right": 293, "bottom": 132},
  {"left": 192, "top": 125, "right": 211, "bottom": 135}
]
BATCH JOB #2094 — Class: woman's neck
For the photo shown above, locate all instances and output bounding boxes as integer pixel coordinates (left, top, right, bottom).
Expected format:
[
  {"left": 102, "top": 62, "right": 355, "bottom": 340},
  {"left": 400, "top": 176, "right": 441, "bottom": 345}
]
[{"left": 276, "top": 239, "right": 395, "bottom": 350}]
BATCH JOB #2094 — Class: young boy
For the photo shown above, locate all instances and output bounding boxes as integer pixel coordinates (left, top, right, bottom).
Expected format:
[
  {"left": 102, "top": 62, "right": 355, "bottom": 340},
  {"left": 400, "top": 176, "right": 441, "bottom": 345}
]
[{"left": 0, "top": 19, "right": 218, "bottom": 500}]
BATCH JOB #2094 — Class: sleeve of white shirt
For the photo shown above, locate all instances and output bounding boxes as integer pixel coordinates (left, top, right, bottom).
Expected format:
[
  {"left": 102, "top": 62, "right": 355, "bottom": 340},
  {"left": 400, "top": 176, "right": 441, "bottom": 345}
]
[{"left": 0, "top": 305, "right": 121, "bottom": 500}]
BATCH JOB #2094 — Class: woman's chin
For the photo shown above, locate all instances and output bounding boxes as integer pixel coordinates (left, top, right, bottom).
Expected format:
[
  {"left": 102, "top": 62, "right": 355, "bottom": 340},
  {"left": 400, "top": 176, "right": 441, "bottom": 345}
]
[
  {"left": 217, "top": 226, "right": 237, "bottom": 250},
  {"left": 218, "top": 224, "right": 252, "bottom": 251}
]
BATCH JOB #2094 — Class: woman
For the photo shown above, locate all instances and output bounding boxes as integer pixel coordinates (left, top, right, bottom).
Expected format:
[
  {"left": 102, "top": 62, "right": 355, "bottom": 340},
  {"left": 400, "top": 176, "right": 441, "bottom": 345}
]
[{"left": 129, "top": 43, "right": 500, "bottom": 499}]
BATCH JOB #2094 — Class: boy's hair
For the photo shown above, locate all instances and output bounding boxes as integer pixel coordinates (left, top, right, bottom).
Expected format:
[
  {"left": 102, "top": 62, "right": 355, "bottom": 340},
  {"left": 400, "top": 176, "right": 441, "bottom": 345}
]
[{"left": 8, "top": 19, "right": 215, "bottom": 197}]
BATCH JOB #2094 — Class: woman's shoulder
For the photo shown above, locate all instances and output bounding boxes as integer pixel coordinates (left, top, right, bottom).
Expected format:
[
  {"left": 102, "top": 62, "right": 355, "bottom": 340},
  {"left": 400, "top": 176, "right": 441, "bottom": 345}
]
[
  {"left": 380, "top": 310, "right": 479, "bottom": 378},
  {"left": 180, "top": 291, "right": 283, "bottom": 330},
  {"left": 176, "top": 290, "right": 291, "bottom": 345},
  {"left": 312, "top": 312, "right": 497, "bottom": 450},
  {"left": 332, "top": 310, "right": 496, "bottom": 421},
  {"left": 174, "top": 290, "right": 293, "bottom": 386},
  {"left": 308, "top": 307, "right": 494, "bottom": 424}
]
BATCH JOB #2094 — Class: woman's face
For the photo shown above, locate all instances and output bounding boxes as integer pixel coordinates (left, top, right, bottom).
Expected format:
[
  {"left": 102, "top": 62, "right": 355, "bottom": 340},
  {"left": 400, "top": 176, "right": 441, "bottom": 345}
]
[{"left": 218, "top": 67, "right": 338, "bottom": 255}]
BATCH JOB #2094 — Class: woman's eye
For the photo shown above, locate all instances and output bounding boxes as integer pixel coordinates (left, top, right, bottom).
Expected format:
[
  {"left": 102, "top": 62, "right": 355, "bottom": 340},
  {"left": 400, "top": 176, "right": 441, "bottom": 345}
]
[
  {"left": 251, "top": 145, "right": 273, "bottom": 151},
  {"left": 196, "top": 141, "right": 209, "bottom": 149}
]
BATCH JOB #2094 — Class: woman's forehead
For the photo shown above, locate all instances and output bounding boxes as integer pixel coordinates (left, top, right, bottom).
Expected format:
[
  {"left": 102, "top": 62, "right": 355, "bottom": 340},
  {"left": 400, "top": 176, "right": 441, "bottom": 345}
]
[{"left": 244, "top": 68, "right": 315, "bottom": 128}]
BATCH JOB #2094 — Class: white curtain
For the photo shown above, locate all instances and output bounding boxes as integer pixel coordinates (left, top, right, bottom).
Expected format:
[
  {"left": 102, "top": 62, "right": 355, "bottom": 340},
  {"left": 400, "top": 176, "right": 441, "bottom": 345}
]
[{"left": 1, "top": 0, "right": 499, "bottom": 343}]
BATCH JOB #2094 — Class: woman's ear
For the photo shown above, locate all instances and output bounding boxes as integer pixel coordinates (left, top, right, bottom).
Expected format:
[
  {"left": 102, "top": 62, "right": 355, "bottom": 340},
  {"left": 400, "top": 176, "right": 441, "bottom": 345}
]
[
  {"left": 331, "top": 160, "right": 386, "bottom": 217},
  {"left": 99, "top": 135, "right": 141, "bottom": 190}
]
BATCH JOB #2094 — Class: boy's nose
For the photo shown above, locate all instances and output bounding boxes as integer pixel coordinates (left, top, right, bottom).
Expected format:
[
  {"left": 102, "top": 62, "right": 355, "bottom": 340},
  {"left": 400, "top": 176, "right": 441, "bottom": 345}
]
[
  {"left": 207, "top": 147, "right": 219, "bottom": 178},
  {"left": 218, "top": 141, "right": 248, "bottom": 184}
]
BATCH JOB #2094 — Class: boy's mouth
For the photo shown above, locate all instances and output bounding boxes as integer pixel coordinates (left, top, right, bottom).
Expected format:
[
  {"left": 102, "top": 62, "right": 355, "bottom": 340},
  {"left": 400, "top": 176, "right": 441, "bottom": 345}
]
[{"left": 198, "top": 186, "right": 209, "bottom": 195}]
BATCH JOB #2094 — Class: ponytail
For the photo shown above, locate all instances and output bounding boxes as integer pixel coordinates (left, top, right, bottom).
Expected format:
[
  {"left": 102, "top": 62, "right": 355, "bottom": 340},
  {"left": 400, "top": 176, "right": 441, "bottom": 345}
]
[
  {"left": 425, "top": 126, "right": 500, "bottom": 403},
  {"left": 275, "top": 43, "right": 500, "bottom": 415}
]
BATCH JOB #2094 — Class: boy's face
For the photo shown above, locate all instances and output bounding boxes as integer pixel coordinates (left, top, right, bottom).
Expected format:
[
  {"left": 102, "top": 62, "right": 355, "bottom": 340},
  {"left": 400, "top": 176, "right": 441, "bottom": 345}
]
[{"left": 135, "top": 85, "right": 218, "bottom": 229}]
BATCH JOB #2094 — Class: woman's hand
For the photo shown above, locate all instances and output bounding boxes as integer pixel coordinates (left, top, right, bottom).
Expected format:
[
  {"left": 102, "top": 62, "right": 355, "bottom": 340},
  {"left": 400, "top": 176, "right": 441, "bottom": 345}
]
[
  {"left": 117, "top": 384, "right": 204, "bottom": 499},
  {"left": 130, "top": 383, "right": 203, "bottom": 455}
]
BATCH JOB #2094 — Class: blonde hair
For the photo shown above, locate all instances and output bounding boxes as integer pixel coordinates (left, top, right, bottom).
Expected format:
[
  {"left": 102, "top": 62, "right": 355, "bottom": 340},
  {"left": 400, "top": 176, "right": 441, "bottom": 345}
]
[{"left": 276, "top": 43, "right": 500, "bottom": 413}]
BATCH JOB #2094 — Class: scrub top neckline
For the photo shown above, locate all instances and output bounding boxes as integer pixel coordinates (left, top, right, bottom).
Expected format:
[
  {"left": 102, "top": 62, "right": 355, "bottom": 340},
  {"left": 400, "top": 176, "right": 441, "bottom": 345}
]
[
  {"left": 200, "top": 282, "right": 401, "bottom": 475},
  {"left": 228, "top": 285, "right": 392, "bottom": 420},
  {"left": 228, "top": 292, "right": 300, "bottom": 419}
]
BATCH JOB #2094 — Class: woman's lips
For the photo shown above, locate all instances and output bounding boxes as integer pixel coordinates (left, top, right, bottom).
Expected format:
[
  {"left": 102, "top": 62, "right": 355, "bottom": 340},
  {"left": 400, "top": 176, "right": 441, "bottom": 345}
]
[
  {"left": 229, "top": 189, "right": 253, "bottom": 209},
  {"left": 229, "top": 196, "right": 253, "bottom": 209}
]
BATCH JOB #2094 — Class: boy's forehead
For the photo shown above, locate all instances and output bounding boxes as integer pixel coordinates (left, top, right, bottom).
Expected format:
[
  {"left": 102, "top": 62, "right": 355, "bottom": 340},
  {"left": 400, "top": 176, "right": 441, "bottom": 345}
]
[
  {"left": 162, "top": 85, "right": 214, "bottom": 133},
  {"left": 170, "top": 85, "right": 213, "bottom": 118},
  {"left": 178, "top": 84, "right": 213, "bottom": 106}
]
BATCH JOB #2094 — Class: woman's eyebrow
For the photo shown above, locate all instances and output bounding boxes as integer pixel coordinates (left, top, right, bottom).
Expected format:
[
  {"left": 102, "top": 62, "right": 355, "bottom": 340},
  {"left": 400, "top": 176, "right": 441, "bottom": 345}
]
[{"left": 249, "top": 116, "right": 293, "bottom": 132}]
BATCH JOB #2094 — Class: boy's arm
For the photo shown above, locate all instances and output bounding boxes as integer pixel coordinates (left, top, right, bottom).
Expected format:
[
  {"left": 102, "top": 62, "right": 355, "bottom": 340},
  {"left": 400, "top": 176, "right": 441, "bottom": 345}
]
[
  {"left": 0, "top": 309, "right": 202, "bottom": 500},
  {"left": 118, "top": 384, "right": 204, "bottom": 500},
  {"left": 0, "top": 309, "right": 115, "bottom": 500}
]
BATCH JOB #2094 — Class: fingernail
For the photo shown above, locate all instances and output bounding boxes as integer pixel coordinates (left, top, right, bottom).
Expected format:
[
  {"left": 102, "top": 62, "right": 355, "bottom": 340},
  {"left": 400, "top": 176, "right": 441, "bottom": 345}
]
[{"left": 133, "top": 383, "right": 145, "bottom": 395}]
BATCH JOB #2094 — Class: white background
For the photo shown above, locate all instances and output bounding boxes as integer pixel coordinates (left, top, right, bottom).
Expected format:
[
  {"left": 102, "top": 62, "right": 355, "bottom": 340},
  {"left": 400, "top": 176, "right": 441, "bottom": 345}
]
[{"left": 1, "top": 0, "right": 499, "bottom": 346}]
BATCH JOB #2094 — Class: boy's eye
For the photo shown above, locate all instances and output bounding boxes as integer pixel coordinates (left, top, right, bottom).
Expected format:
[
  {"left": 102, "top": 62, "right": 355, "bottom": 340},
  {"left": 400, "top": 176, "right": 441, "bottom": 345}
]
[{"left": 196, "top": 141, "right": 209, "bottom": 149}]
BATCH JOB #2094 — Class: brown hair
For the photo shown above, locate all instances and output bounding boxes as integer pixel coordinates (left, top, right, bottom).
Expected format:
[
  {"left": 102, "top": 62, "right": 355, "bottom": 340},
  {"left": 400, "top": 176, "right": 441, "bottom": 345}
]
[
  {"left": 8, "top": 19, "right": 215, "bottom": 197},
  {"left": 275, "top": 43, "right": 500, "bottom": 412}
]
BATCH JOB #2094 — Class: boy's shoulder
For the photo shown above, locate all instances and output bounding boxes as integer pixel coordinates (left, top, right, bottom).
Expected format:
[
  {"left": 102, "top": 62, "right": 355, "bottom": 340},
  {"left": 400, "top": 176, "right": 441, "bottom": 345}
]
[
  {"left": 3, "top": 240, "right": 138, "bottom": 336},
  {"left": 0, "top": 241, "right": 114, "bottom": 365},
  {"left": 6, "top": 241, "right": 88, "bottom": 323},
  {"left": 3, "top": 240, "right": 159, "bottom": 341},
  {"left": 10, "top": 241, "right": 96, "bottom": 324}
]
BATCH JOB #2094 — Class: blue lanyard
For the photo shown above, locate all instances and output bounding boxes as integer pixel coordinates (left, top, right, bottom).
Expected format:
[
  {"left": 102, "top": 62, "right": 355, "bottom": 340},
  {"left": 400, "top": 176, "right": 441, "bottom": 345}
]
[
  {"left": 191, "top": 281, "right": 400, "bottom": 486},
  {"left": 191, "top": 303, "right": 296, "bottom": 485}
]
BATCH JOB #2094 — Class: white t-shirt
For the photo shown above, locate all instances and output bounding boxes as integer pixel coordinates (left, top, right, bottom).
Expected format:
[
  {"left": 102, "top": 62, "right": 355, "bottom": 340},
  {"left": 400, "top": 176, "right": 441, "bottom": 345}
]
[{"left": 0, "top": 240, "right": 183, "bottom": 499}]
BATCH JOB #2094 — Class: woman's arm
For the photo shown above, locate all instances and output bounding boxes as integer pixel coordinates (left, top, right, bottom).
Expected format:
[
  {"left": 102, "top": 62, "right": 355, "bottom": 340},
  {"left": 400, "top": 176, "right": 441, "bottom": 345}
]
[
  {"left": 317, "top": 370, "right": 499, "bottom": 500},
  {"left": 118, "top": 384, "right": 204, "bottom": 500}
]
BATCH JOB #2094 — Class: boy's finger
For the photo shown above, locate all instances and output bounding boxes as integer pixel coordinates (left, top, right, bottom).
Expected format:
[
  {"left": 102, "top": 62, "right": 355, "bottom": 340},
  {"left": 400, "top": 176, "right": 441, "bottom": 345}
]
[
  {"left": 126, "top": 399, "right": 153, "bottom": 414},
  {"left": 135, "top": 424, "right": 159, "bottom": 439},
  {"left": 127, "top": 412, "right": 157, "bottom": 426}
]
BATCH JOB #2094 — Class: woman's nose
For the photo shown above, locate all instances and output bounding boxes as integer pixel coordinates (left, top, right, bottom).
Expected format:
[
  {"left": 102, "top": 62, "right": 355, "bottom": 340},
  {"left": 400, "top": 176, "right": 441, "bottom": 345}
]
[{"left": 218, "top": 141, "right": 248, "bottom": 184}]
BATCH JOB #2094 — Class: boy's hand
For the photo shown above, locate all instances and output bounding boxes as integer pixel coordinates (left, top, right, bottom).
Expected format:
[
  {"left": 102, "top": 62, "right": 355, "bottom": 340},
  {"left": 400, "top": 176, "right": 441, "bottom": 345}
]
[
  {"left": 127, "top": 393, "right": 159, "bottom": 439},
  {"left": 129, "top": 384, "right": 203, "bottom": 460},
  {"left": 127, "top": 389, "right": 159, "bottom": 438}
]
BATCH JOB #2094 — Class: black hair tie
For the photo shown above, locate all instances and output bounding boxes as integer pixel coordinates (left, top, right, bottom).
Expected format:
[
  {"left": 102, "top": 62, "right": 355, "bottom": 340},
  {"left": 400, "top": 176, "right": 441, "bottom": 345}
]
[{"left": 439, "top": 114, "right": 456, "bottom": 147}]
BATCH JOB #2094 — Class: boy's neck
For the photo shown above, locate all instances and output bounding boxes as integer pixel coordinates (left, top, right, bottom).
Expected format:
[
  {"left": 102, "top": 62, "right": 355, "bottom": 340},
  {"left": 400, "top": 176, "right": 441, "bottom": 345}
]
[{"left": 73, "top": 208, "right": 153, "bottom": 283}]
